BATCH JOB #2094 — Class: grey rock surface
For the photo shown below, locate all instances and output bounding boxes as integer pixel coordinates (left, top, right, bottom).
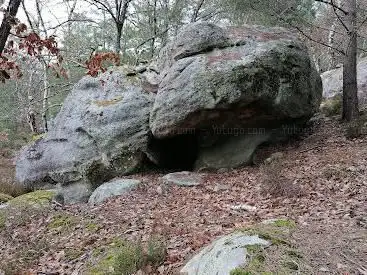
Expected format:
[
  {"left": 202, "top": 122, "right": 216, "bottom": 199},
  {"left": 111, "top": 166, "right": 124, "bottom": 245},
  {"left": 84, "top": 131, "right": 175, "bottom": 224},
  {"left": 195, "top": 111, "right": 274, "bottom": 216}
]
[
  {"left": 151, "top": 23, "right": 322, "bottom": 138},
  {"left": 88, "top": 178, "right": 141, "bottom": 205},
  {"left": 180, "top": 232, "right": 270, "bottom": 275},
  {"left": 150, "top": 23, "right": 322, "bottom": 170},
  {"left": 321, "top": 58, "right": 367, "bottom": 105},
  {"left": 16, "top": 71, "right": 154, "bottom": 200},
  {"left": 161, "top": 171, "right": 204, "bottom": 187}
]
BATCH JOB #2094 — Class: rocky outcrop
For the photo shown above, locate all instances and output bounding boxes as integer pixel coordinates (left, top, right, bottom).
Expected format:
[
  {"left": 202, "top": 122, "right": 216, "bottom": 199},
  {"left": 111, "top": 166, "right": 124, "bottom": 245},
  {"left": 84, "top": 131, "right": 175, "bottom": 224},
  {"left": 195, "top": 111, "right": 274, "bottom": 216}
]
[
  {"left": 321, "top": 58, "right": 367, "bottom": 105},
  {"left": 16, "top": 71, "right": 155, "bottom": 203},
  {"left": 15, "top": 22, "right": 322, "bottom": 203},
  {"left": 151, "top": 22, "right": 322, "bottom": 170}
]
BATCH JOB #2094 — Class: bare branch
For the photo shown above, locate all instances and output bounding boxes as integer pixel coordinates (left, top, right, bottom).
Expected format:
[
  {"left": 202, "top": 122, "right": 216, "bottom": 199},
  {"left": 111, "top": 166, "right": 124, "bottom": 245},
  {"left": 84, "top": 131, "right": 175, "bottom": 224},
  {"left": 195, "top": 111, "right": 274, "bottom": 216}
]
[
  {"left": 331, "top": 0, "right": 349, "bottom": 32},
  {"left": 315, "top": 0, "right": 347, "bottom": 14},
  {"left": 47, "top": 18, "right": 99, "bottom": 31}
]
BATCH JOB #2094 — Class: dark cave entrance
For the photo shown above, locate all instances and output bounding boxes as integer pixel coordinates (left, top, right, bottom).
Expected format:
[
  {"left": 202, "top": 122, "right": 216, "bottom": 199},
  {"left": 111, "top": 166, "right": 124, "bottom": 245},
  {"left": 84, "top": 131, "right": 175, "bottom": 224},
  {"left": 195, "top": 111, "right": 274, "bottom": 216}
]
[{"left": 146, "top": 133, "right": 199, "bottom": 171}]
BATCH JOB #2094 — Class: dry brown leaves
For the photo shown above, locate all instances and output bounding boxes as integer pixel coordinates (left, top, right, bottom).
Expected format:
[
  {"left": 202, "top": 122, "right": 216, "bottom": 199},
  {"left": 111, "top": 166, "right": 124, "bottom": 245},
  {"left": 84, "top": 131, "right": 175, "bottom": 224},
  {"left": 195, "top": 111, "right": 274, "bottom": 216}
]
[{"left": 0, "top": 118, "right": 366, "bottom": 274}]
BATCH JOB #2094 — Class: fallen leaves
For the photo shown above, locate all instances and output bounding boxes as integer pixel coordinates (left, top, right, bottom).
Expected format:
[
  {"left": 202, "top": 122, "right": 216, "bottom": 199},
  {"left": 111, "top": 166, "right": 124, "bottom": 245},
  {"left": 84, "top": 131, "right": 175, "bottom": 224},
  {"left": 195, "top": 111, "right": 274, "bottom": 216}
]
[{"left": 0, "top": 118, "right": 366, "bottom": 274}]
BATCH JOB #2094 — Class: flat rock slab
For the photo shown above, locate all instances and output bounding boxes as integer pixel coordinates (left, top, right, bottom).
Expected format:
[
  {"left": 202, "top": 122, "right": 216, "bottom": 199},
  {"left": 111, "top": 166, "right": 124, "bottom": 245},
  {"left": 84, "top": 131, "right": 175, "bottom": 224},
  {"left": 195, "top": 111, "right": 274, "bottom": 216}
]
[
  {"left": 161, "top": 172, "right": 204, "bottom": 187},
  {"left": 180, "top": 232, "right": 270, "bottom": 275},
  {"left": 88, "top": 179, "right": 141, "bottom": 205}
]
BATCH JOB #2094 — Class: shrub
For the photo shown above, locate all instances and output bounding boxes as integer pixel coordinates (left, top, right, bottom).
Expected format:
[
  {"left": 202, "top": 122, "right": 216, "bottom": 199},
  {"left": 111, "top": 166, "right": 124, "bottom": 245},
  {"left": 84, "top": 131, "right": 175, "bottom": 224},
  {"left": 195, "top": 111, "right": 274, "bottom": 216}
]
[
  {"left": 113, "top": 235, "right": 167, "bottom": 274},
  {"left": 113, "top": 241, "right": 144, "bottom": 275},
  {"left": 146, "top": 235, "right": 167, "bottom": 267}
]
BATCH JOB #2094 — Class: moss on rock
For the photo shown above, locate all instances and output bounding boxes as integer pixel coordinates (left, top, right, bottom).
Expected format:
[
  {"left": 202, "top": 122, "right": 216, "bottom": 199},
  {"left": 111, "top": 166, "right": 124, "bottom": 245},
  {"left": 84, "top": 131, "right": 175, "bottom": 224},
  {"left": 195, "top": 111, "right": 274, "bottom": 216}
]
[
  {"left": 233, "top": 219, "right": 310, "bottom": 274},
  {"left": 8, "top": 190, "right": 56, "bottom": 207}
]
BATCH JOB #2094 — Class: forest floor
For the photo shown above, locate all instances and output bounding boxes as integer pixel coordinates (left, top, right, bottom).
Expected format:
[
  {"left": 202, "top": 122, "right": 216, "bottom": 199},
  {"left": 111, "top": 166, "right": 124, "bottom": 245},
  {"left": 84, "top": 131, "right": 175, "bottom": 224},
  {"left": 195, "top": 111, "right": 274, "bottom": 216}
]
[{"left": 0, "top": 116, "right": 366, "bottom": 275}]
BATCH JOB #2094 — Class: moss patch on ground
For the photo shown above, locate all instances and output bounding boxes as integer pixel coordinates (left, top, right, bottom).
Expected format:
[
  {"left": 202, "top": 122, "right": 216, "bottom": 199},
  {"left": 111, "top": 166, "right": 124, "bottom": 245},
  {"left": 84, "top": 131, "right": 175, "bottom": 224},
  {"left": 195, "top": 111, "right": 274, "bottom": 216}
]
[
  {"left": 47, "top": 214, "right": 77, "bottom": 232},
  {"left": 86, "top": 235, "right": 166, "bottom": 275},
  {"left": 0, "top": 212, "right": 5, "bottom": 229},
  {"left": 0, "top": 192, "right": 13, "bottom": 203}
]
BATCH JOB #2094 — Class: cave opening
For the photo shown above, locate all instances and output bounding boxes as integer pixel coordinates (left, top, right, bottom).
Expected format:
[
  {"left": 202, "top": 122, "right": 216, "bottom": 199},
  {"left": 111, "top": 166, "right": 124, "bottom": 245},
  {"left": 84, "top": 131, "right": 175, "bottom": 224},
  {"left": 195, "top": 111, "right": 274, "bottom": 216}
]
[{"left": 146, "top": 133, "right": 199, "bottom": 171}]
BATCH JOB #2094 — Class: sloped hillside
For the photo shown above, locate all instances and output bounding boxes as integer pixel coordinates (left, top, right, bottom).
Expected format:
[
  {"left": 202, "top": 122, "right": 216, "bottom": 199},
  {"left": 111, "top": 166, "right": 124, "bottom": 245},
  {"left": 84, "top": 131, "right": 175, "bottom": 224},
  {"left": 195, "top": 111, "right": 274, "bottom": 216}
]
[{"left": 0, "top": 116, "right": 366, "bottom": 274}]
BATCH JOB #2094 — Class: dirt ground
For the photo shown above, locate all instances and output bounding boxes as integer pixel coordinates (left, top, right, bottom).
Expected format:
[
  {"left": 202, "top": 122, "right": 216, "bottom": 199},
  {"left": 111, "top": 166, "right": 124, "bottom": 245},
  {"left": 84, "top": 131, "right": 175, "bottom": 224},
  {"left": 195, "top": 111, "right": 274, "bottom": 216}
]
[{"left": 0, "top": 117, "right": 366, "bottom": 274}]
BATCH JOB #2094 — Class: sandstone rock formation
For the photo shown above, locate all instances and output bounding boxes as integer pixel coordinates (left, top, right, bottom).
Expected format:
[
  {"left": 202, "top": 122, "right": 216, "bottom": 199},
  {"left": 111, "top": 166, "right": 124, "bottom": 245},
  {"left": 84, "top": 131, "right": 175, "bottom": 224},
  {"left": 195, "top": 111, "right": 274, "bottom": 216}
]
[
  {"left": 16, "top": 71, "right": 154, "bottom": 203},
  {"left": 321, "top": 58, "right": 367, "bottom": 104},
  {"left": 151, "top": 22, "right": 322, "bottom": 170},
  {"left": 15, "top": 22, "right": 322, "bottom": 203}
]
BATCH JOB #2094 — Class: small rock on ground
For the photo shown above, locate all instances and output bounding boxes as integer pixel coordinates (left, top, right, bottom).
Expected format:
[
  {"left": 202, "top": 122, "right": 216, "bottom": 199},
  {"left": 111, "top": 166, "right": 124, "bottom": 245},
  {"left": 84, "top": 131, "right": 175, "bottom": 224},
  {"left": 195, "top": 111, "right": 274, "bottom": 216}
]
[
  {"left": 161, "top": 171, "right": 204, "bottom": 187},
  {"left": 180, "top": 232, "right": 270, "bottom": 275},
  {"left": 88, "top": 179, "right": 141, "bottom": 205}
]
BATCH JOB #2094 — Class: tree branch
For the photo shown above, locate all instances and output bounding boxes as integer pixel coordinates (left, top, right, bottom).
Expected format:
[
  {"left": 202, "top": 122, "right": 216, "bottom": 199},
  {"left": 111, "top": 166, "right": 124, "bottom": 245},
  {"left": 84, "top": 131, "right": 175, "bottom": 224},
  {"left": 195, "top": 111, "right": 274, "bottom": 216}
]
[{"left": 314, "top": 0, "right": 347, "bottom": 14}]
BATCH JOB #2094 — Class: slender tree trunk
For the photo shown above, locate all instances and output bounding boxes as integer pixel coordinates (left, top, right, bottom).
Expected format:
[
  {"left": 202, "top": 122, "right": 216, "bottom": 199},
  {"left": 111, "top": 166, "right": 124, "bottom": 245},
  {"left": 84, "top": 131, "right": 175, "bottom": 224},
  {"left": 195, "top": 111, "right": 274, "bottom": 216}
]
[
  {"left": 26, "top": 70, "right": 37, "bottom": 133},
  {"left": 150, "top": 0, "right": 158, "bottom": 58},
  {"left": 327, "top": 0, "right": 342, "bottom": 70},
  {"left": 342, "top": 0, "right": 359, "bottom": 121},
  {"left": 328, "top": 19, "right": 337, "bottom": 69},
  {"left": 0, "top": 0, "right": 22, "bottom": 55},
  {"left": 42, "top": 63, "right": 49, "bottom": 132}
]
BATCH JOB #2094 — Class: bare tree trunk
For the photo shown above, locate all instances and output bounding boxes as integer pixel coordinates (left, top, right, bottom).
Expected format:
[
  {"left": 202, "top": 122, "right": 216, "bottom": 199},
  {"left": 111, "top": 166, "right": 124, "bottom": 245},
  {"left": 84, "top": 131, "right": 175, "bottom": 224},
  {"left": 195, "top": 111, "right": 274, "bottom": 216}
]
[
  {"left": 342, "top": 0, "right": 359, "bottom": 121},
  {"left": 150, "top": 0, "right": 158, "bottom": 58},
  {"left": 26, "top": 70, "right": 37, "bottom": 133},
  {"left": 327, "top": 0, "right": 342, "bottom": 70},
  {"left": 115, "top": 23, "right": 123, "bottom": 54},
  {"left": 0, "top": 0, "right": 22, "bottom": 54},
  {"left": 327, "top": 19, "right": 337, "bottom": 69},
  {"left": 42, "top": 63, "right": 49, "bottom": 132}
]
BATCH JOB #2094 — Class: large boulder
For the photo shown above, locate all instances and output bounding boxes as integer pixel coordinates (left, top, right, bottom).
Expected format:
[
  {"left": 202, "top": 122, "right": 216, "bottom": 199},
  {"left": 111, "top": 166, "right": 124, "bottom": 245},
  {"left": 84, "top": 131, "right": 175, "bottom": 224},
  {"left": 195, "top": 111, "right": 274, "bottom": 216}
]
[
  {"left": 16, "top": 71, "right": 155, "bottom": 202},
  {"left": 150, "top": 23, "right": 322, "bottom": 170},
  {"left": 321, "top": 58, "right": 367, "bottom": 104}
]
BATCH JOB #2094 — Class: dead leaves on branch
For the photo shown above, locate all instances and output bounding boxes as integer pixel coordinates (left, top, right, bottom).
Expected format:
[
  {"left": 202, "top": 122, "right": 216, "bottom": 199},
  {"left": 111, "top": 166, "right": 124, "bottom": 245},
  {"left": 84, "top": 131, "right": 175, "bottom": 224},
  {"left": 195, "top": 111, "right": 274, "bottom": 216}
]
[
  {"left": 85, "top": 52, "right": 120, "bottom": 77},
  {"left": 0, "top": 22, "right": 67, "bottom": 82}
]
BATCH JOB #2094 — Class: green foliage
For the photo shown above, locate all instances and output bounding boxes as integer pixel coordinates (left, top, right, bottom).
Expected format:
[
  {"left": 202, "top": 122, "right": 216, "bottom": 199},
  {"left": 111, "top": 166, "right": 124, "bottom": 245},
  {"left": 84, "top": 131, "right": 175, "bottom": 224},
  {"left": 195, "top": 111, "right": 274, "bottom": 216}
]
[{"left": 230, "top": 268, "right": 251, "bottom": 275}]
